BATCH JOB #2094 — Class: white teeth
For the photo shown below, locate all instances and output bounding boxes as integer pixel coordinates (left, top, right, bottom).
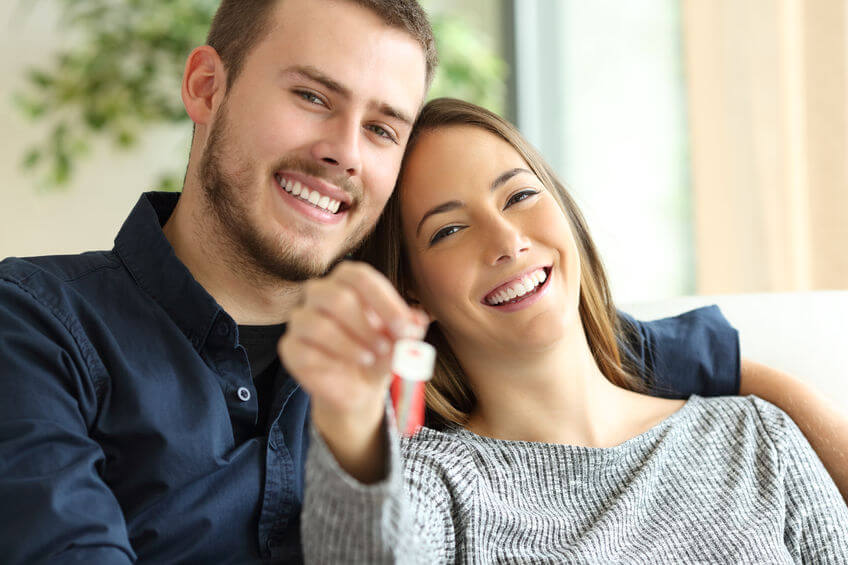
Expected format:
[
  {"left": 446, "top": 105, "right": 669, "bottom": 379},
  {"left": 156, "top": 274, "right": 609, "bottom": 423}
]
[
  {"left": 277, "top": 176, "right": 345, "bottom": 214},
  {"left": 316, "top": 196, "right": 340, "bottom": 212},
  {"left": 486, "top": 268, "right": 549, "bottom": 305},
  {"left": 515, "top": 282, "right": 529, "bottom": 296}
]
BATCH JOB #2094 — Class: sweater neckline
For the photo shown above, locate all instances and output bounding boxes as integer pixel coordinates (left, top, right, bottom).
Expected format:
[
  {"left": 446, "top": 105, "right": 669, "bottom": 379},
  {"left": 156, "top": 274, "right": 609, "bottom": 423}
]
[{"left": 437, "top": 395, "right": 700, "bottom": 456}]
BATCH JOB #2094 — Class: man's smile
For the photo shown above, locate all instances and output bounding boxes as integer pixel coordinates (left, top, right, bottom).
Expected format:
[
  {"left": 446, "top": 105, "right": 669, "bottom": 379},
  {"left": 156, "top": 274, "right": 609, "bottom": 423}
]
[
  {"left": 278, "top": 175, "right": 343, "bottom": 213},
  {"left": 274, "top": 172, "right": 353, "bottom": 224}
]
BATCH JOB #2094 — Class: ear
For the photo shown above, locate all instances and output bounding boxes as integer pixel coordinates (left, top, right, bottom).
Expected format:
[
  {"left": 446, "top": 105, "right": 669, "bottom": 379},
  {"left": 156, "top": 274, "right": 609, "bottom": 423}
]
[{"left": 182, "top": 45, "right": 227, "bottom": 126}]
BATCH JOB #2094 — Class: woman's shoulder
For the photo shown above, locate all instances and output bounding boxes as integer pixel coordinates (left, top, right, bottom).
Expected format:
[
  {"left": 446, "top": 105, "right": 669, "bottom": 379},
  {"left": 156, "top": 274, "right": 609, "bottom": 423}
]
[
  {"left": 401, "top": 425, "right": 476, "bottom": 465},
  {"left": 685, "top": 394, "right": 802, "bottom": 448},
  {"left": 689, "top": 394, "right": 788, "bottom": 421},
  {"left": 400, "top": 426, "right": 483, "bottom": 496}
]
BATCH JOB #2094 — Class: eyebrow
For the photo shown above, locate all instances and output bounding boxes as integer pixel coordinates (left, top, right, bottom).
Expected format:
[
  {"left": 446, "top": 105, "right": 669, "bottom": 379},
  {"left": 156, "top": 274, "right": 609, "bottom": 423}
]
[
  {"left": 415, "top": 167, "right": 535, "bottom": 236},
  {"left": 490, "top": 168, "right": 532, "bottom": 191},
  {"left": 377, "top": 103, "right": 414, "bottom": 127},
  {"left": 416, "top": 200, "right": 463, "bottom": 237},
  {"left": 283, "top": 65, "right": 414, "bottom": 126}
]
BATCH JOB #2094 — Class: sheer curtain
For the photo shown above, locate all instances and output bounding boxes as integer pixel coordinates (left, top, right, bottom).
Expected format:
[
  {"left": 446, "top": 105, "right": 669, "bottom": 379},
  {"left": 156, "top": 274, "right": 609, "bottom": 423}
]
[{"left": 682, "top": 0, "right": 848, "bottom": 293}]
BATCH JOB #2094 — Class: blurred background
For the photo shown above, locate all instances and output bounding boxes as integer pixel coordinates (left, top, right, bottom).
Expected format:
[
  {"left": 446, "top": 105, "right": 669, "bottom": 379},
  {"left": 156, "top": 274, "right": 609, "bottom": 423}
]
[{"left": 1, "top": 0, "right": 846, "bottom": 303}]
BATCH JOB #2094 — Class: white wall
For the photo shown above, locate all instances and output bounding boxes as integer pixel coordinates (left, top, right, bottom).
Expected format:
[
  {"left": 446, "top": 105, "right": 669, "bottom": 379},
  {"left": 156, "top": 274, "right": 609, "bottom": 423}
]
[{"left": 0, "top": 2, "right": 189, "bottom": 260}]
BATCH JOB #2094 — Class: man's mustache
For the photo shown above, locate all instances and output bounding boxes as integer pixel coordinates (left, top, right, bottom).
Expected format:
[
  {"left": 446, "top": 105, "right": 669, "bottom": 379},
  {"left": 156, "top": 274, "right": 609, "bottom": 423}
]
[{"left": 271, "top": 156, "right": 362, "bottom": 203}]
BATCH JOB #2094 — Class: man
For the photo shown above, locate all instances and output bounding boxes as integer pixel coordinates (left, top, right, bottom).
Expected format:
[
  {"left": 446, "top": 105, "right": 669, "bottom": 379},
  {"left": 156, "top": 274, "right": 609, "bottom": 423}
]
[{"left": 0, "top": 0, "right": 842, "bottom": 563}]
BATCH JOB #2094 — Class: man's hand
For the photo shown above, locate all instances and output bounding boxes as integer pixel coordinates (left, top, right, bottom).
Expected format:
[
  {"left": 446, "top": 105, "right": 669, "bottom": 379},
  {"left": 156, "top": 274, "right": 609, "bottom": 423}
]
[{"left": 279, "top": 262, "right": 428, "bottom": 483}]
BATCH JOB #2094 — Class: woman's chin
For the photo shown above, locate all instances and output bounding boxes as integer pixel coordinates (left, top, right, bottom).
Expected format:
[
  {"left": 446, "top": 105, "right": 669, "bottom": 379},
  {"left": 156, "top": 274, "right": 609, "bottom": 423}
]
[
  {"left": 490, "top": 317, "right": 569, "bottom": 354},
  {"left": 508, "top": 308, "right": 582, "bottom": 352}
]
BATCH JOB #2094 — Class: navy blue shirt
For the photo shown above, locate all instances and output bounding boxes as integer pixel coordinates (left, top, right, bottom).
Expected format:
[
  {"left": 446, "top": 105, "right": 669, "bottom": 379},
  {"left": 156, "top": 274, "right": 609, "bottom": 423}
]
[{"left": 0, "top": 192, "right": 739, "bottom": 564}]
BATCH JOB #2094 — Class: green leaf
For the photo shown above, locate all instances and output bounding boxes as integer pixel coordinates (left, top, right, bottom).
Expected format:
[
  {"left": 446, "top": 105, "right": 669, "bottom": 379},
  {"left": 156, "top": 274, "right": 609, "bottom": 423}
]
[
  {"left": 22, "top": 149, "right": 42, "bottom": 169},
  {"left": 116, "top": 129, "right": 136, "bottom": 148},
  {"left": 27, "top": 69, "right": 55, "bottom": 89},
  {"left": 157, "top": 172, "right": 183, "bottom": 192}
]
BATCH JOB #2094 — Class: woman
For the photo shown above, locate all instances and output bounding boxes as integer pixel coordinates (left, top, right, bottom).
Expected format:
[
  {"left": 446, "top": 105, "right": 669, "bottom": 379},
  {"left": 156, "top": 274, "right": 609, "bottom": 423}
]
[{"left": 283, "top": 99, "right": 848, "bottom": 563}]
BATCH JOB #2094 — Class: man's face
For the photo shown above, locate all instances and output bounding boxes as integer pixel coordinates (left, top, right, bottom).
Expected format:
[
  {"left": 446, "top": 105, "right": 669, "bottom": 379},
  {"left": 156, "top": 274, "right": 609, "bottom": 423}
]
[{"left": 200, "top": 0, "right": 427, "bottom": 282}]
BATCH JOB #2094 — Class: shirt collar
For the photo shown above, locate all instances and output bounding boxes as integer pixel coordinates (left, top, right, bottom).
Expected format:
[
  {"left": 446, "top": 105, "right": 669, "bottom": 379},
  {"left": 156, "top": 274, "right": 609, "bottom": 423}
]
[{"left": 114, "top": 191, "right": 225, "bottom": 351}]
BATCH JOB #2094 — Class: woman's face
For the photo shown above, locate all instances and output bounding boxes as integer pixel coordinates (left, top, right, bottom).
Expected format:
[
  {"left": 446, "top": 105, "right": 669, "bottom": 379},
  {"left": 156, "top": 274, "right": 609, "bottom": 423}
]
[{"left": 399, "top": 125, "right": 582, "bottom": 355}]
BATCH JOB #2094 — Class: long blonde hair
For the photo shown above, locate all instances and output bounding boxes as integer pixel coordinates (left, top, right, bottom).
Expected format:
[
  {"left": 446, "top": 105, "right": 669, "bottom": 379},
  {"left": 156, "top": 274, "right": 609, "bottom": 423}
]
[{"left": 356, "top": 98, "right": 646, "bottom": 429}]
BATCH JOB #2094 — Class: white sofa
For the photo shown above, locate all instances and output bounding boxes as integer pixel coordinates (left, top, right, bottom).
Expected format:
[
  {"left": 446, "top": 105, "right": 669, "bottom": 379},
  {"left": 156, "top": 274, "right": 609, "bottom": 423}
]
[{"left": 624, "top": 291, "right": 848, "bottom": 413}]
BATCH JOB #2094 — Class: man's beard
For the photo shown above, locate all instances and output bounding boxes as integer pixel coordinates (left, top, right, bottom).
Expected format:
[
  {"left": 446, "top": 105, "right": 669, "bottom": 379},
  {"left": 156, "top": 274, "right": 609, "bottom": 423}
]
[{"left": 198, "top": 101, "right": 370, "bottom": 283}]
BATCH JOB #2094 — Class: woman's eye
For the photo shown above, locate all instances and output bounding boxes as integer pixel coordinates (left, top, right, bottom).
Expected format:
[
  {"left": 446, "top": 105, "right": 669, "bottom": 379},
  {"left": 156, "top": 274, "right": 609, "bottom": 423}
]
[
  {"left": 505, "top": 189, "right": 540, "bottom": 208},
  {"left": 429, "top": 225, "right": 463, "bottom": 245}
]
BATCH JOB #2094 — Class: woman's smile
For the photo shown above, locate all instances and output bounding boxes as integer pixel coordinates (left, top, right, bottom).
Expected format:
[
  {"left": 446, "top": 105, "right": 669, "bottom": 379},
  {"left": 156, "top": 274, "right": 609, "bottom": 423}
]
[{"left": 482, "top": 266, "right": 553, "bottom": 311}]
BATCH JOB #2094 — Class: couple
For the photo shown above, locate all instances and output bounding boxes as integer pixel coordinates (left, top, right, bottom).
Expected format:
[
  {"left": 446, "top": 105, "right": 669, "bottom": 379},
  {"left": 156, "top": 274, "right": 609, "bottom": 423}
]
[
  {"left": 288, "top": 99, "right": 848, "bottom": 562},
  {"left": 0, "top": 0, "right": 845, "bottom": 562}
]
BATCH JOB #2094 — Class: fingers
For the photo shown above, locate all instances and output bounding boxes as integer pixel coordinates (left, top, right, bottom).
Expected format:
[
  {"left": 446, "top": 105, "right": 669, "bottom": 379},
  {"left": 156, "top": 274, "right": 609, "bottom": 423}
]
[
  {"left": 300, "top": 278, "right": 392, "bottom": 361},
  {"left": 280, "top": 261, "right": 429, "bottom": 399},
  {"left": 280, "top": 261, "right": 429, "bottom": 456},
  {"left": 301, "top": 263, "right": 427, "bottom": 356},
  {"left": 409, "top": 308, "right": 431, "bottom": 329},
  {"left": 279, "top": 333, "right": 390, "bottom": 415},
  {"left": 287, "top": 306, "right": 383, "bottom": 369},
  {"left": 326, "top": 262, "right": 426, "bottom": 340}
]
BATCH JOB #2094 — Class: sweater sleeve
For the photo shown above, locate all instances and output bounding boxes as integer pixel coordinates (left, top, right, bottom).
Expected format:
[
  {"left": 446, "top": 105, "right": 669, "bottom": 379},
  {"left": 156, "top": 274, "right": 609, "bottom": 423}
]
[
  {"left": 301, "top": 410, "right": 455, "bottom": 564},
  {"left": 751, "top": 397, "right": 848, "bottom": 562}
]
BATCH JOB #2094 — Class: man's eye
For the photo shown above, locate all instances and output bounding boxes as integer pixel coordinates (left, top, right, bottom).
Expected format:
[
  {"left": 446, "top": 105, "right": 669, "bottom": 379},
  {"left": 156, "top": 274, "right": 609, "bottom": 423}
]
[
  {"left": 295, "top": 90, "right": 325, "bottom": 106},
  {"left": 429, "top": 225, "right": 463, "bottom": 245},
  {"left": 367, "top": 124, "right": 397, "bottom": 143},
  {"left": 505, "top": 189, "right": 540, "bottom": 208}
]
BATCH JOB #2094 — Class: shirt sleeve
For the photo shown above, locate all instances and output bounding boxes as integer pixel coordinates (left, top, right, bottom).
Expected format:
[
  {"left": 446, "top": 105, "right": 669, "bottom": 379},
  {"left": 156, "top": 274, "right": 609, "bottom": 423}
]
[
  {"left": 301, "top": 408, "right": 455, "bottom": 564},
  {"left": 0, "top": 279, "right": 136, "bottom": 564},
  {"left": 619, "top": 305, "right": 740, "bottom": 398},
  {"left": 751, "top": 397, "right": 848, "bottom": 562}
]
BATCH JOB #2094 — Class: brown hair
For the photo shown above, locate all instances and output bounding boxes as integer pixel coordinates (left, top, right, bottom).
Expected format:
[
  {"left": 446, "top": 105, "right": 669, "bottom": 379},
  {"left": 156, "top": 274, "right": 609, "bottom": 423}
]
[
  {"left": 206, "top": 0, "right": 438, "bottom": 90},
  {"left": 356, "top": 98, "right": 647, "bottom": 429}
]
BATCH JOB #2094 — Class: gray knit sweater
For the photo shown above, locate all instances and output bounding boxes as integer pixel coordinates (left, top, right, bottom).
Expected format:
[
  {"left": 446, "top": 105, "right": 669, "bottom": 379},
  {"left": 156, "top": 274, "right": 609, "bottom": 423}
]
[{"left": 302, "top": 395, "right": 848, "bottom": 563}]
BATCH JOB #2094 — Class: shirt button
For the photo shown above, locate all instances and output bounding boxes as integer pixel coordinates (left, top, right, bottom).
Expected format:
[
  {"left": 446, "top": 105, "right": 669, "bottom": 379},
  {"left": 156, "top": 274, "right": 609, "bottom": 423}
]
[
  {"left": 216, "top": 324, "right": 230, "bottom": 337},
  {"left": 236, "top": 387, "right": 251, "bottom": 402}
]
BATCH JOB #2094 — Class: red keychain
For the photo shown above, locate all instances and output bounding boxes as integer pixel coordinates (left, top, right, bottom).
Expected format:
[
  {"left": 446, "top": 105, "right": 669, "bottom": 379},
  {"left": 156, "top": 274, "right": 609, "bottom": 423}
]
[{"left": 390, "top": 339, "right": 436, "bottom": 436}]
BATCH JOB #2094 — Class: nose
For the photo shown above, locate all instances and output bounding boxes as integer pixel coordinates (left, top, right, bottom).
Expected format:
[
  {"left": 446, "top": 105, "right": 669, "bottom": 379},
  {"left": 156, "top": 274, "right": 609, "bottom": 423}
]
[
  {"left": 310, "top": 116, "right": 362, "bottom": 177},
  {"left": 484, "top": 216, "right": 531, "bottom": 266}
]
